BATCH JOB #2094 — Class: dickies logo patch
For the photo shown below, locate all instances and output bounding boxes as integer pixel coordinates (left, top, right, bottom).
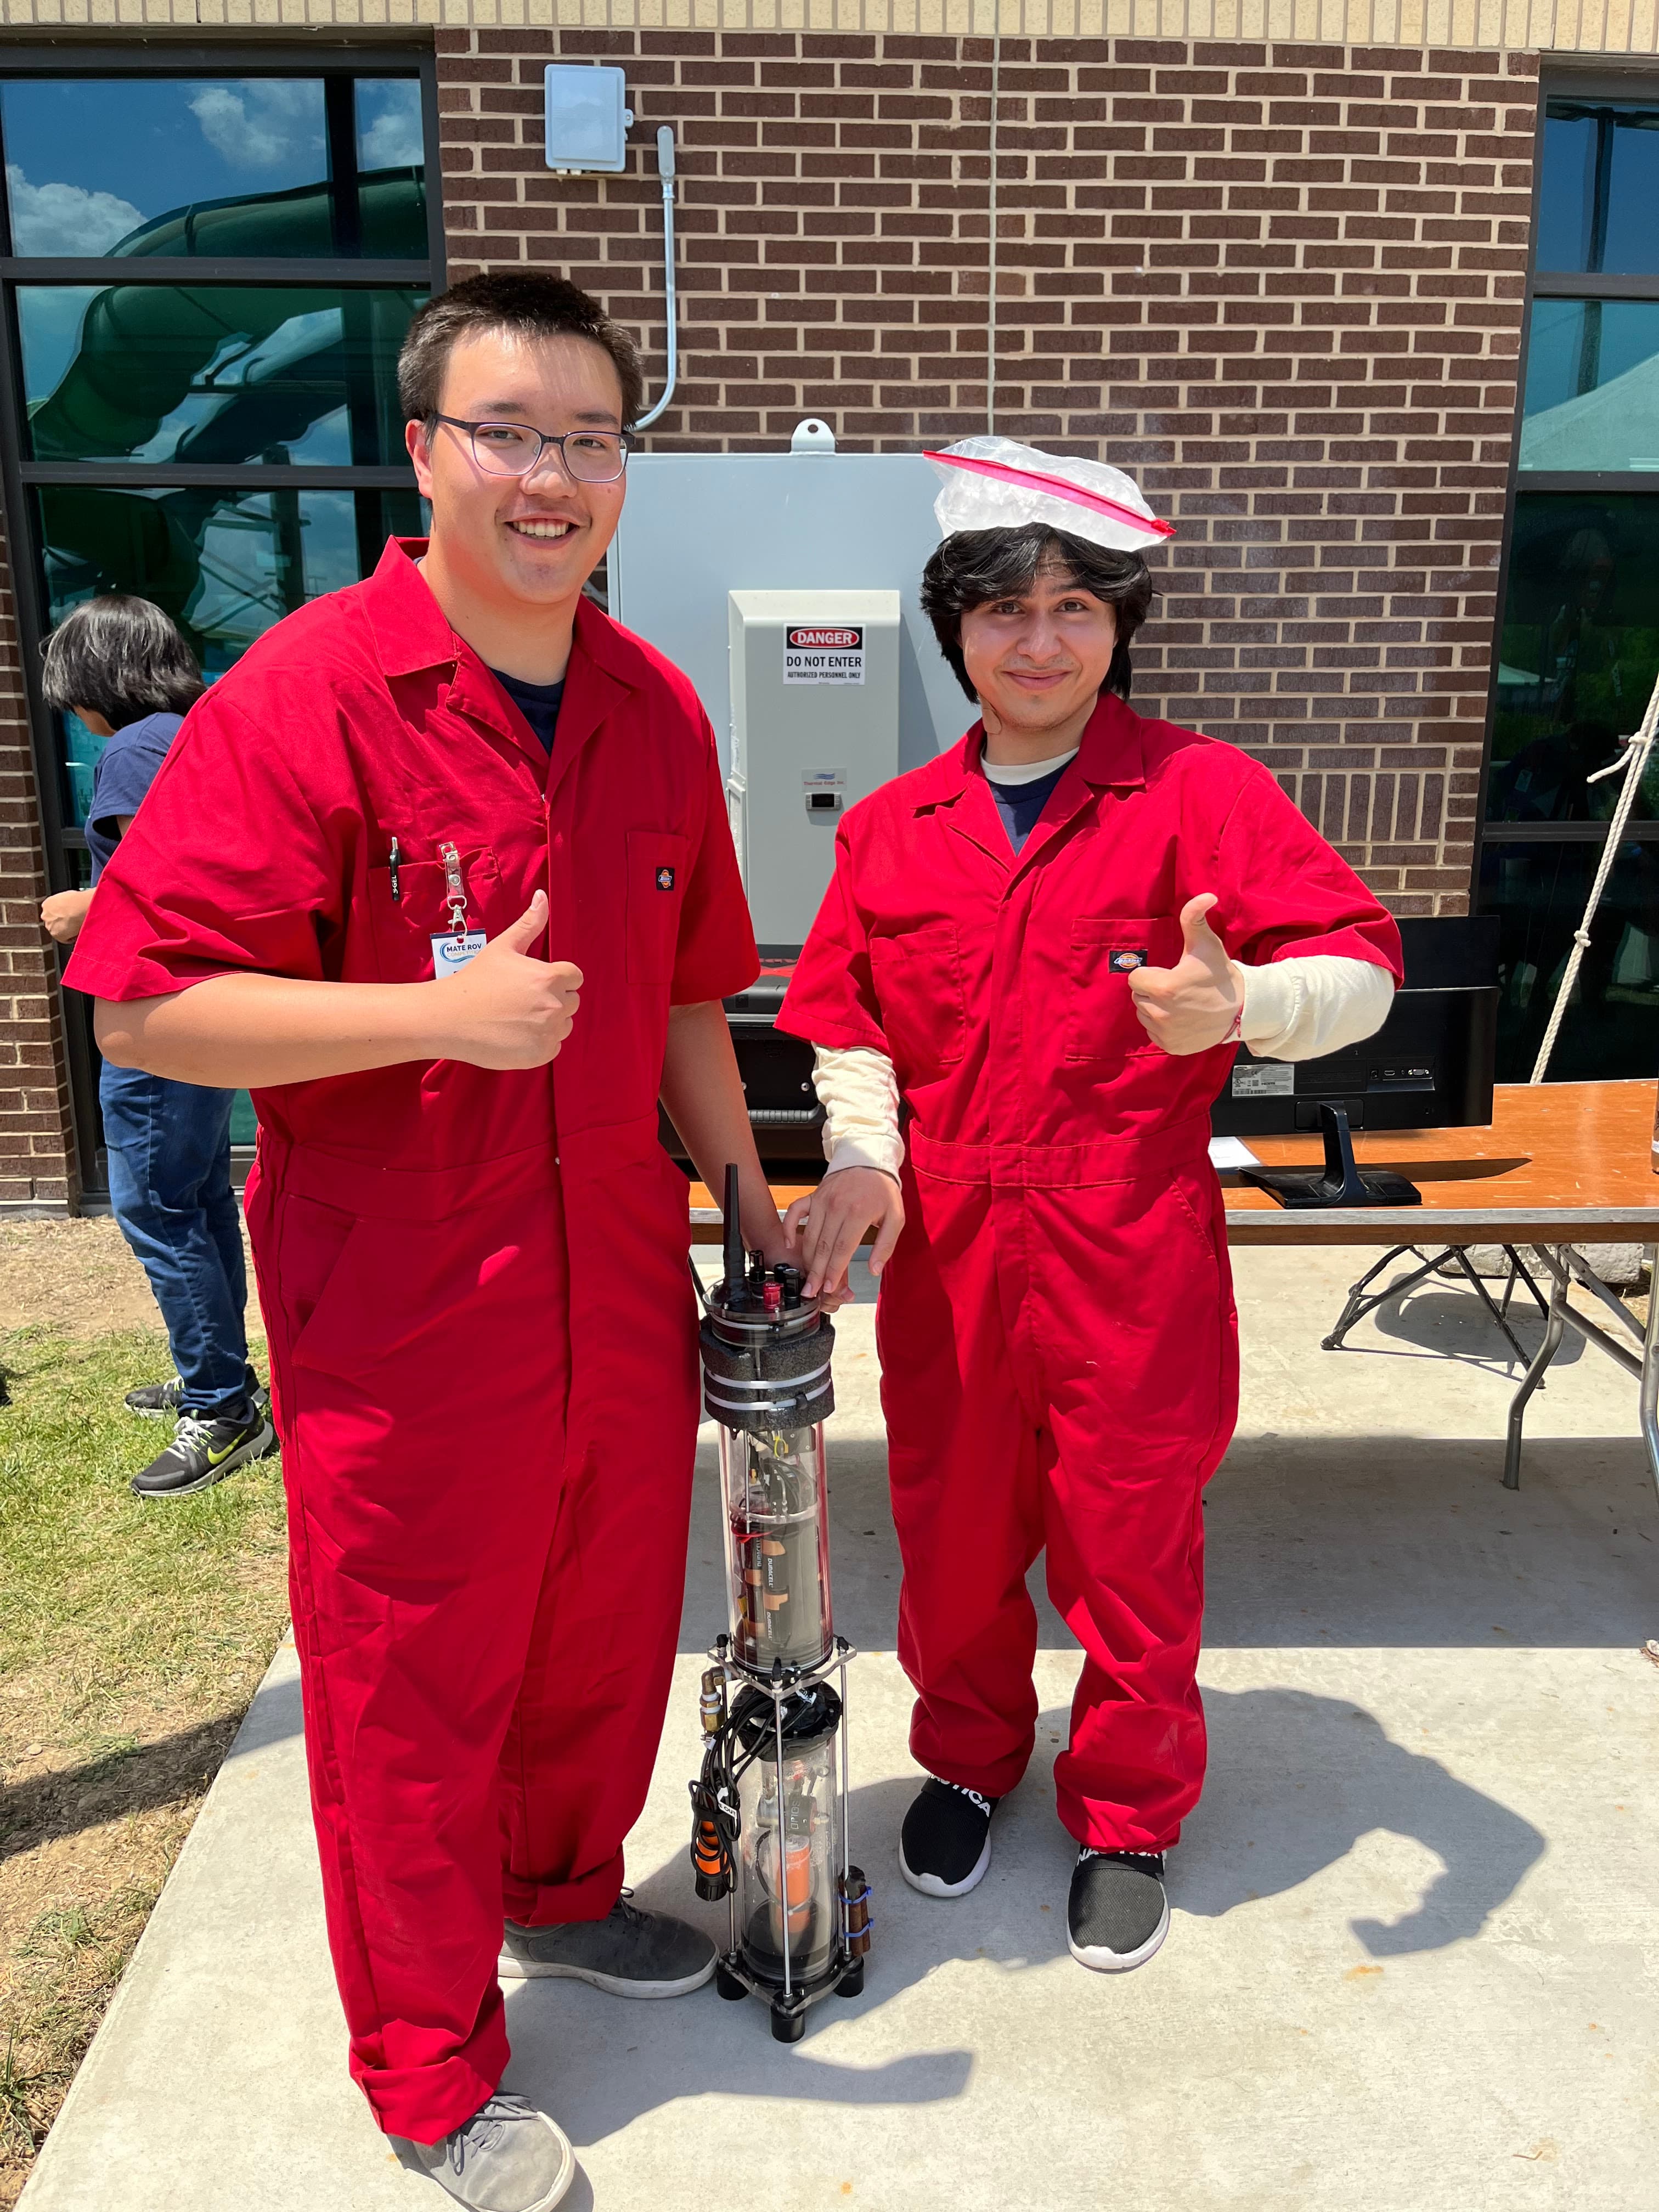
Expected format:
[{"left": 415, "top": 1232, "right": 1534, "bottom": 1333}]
[
  {"left": 1108, "top": 947, "right": 1149, "bottom": 973},
  {"left": 656, "top": 865, "right": 676, "bottom": 892}
]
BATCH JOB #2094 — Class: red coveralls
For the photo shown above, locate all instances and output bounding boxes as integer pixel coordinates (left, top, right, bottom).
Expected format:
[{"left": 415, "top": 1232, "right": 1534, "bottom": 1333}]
[
  {"left": 66, "top": 540, "right": 759, "bottom": 2140},
  {"left": 777, "top": 693, "right": 1401, "bottom": 1853}
]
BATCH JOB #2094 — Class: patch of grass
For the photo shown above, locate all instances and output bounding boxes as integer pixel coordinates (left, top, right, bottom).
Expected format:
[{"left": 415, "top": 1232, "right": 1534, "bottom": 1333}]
[
  {"left": 0, "top": 1325, "right": 290, "bottom": 2205},
  {"left": 0, "top": 1327, "right": 287, "bottom": 1750},
  {"left": 0, "top": 1868, "right": 173, "bottom": 2177}
]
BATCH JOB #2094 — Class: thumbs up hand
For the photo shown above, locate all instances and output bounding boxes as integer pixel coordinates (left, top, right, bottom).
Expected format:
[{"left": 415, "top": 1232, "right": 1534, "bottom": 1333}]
[
  {"left": 1126, "top": 894, "right": 1244, "bottom": 1056},
  {"left": 428, "top": 891, "right": 585, "bottom": 1069}
]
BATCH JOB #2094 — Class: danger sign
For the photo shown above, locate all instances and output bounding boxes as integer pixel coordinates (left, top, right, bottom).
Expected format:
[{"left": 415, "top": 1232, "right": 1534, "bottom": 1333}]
[{"left": 784, "top": 624, "right": 865, "bottom": 686}]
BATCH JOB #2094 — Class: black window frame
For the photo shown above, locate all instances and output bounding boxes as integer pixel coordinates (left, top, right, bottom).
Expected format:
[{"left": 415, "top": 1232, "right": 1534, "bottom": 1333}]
[
  {"left": 0, "top": 40, "right": 443, "bottom": 1196},
  {"left": 1479, "top": 66, "right": 1659, "bottom": 849}
]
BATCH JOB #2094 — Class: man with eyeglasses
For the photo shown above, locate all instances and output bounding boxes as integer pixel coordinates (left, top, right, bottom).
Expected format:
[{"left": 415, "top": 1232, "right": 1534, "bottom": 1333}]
[{"left": 66, "top": 273, "right": 788, "bottom": 2211}]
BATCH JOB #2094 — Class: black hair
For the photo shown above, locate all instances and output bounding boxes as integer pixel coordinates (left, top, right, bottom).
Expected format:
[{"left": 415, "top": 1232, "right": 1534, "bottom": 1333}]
[
  {"left": 41, "top": 595, "right": 204, "bottom": 729},
  {"left": 398, "top": 270, "right": 644, "bottom": 430},
  {"left": 919, "top": 524, "right": 1156, "bottom": 702}
]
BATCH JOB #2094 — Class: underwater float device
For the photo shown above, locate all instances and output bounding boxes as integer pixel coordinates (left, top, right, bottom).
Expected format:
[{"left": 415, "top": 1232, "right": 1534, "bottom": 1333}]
[{"left": 688, "top": 1165, "right": 872, "bottom": 2042}]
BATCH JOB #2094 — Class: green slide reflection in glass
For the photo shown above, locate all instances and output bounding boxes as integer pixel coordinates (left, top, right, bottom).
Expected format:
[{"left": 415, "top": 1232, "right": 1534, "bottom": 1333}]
[
  {"left": 17, "top": 285, "right": 427, "bottom": 468},
  {"left": 0, "top": 77, "right": 425, "bottom": 260}
]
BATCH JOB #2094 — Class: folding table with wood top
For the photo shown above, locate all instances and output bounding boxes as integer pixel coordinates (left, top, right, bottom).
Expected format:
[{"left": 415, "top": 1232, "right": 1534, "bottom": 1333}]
[{"left": 691, "top": 1079, "right": 1659, "bottom": 1499}]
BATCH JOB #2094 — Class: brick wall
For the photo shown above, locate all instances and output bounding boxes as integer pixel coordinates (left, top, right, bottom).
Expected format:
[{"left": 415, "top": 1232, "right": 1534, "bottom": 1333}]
[
  {"left": 438, "top": 27, "right": 1541, "bottom": 916},
  {"left": 0, "top": 511, "right": 76, "bottom": 1209}
]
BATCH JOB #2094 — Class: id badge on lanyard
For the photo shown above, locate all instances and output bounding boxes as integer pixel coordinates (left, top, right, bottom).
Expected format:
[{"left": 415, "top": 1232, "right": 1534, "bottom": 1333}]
[{"left": 431, "top": 841, "right": 487, "bottom": 976}]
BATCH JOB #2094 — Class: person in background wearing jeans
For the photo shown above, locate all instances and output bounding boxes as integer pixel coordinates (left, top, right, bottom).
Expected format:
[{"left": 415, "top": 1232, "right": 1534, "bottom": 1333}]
[{"left": 40, "top": 595, "right": 273, "bottom": 1497}]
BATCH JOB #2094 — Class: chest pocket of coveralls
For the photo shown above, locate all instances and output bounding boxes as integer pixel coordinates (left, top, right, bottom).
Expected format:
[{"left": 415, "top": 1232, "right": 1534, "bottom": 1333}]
[
  {"left": 626, "top": 829, "right": 690, "bottom": 985},
  {"left": 867, "top": 923, "right": 968, "bottom": 1073},
  {"left": 1064, "top": 914, "right": 1183, "bottom": 1064},
  {"left": 366, "top": 846, "right": 504, "bottom": 981}
]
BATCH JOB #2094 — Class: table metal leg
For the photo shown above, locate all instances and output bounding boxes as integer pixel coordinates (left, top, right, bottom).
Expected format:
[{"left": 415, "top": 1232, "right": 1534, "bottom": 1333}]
[
  {"left": 1641, "top": 1244, "right": 1659, "bottom": 1509},
  {"left": 1448, "top": 1246, "right": 1534, "bottom": 1368},
  {"left": 1500, "top": 1245, "right": 1551, "bottom": 1321},
  {"left": 1504, "top": 1246, "right": 1569, "bottom": 1492},
  {"left": 1321, "top": 1245, "right": 1440, "bottom": 1351}
]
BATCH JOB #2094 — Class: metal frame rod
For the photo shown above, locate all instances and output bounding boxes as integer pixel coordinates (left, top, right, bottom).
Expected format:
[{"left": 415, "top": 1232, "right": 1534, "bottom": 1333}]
[
  {"left": 838, "top": 1649, "right": 851, "bottom": 1887},
  {"left": 1559, "top": 1245, "right": 1649, "bottom": 1346},
  {"left": 1641, "top": 1246, "right": 1659, "bottom": 1508},
  {"left": 1505, "top": 1247, "right": 1568, "bottom": 1491},
  {"left": 1505, "top": 1244, "right": 1659, "bottom": 1488},
  {"left": 772, "top": 1688, "right": 793, "bottom": 2002}
]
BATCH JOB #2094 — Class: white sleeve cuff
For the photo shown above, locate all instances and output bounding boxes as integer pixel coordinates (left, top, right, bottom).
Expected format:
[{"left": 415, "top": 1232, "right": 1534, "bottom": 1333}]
[
  {"left": 823, "top": 1136, "right": 905, "bottom": 1182},
  {"left": 811, "top": 1045, "right": 905, "bottom": 1181}
]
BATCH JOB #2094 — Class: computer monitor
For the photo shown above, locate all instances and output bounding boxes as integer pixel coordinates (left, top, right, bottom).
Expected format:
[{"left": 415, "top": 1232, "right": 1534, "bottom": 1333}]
[{"left": 1212, "top": 915, "right": 1499, "bottom": 1139}]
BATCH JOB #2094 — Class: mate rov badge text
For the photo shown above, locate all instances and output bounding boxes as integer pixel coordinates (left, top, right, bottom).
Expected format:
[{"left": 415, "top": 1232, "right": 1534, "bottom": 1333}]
[{"left": 784, "top": 625, "right": 865, "bottom": 687}]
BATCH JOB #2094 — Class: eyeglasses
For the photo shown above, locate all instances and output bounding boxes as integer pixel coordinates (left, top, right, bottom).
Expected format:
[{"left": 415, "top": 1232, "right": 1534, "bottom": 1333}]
[{"left": 429, "top": 414, "right": 634, "bottom": 483}]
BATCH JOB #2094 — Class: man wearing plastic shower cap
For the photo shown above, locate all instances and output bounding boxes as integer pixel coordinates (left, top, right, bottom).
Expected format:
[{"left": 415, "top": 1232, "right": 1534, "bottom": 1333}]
[{"left": 775, "top": 436, "right": 1404, "bottom": 1973}]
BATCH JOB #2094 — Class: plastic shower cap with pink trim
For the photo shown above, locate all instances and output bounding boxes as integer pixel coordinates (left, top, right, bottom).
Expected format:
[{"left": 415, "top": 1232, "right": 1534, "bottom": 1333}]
[{"left": 924, "top": 436, "right": 1175, "bottom": 554}]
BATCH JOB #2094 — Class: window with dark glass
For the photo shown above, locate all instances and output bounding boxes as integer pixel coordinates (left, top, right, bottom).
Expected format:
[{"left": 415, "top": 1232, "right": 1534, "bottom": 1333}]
[
  {"left": 0, "top": 51, "right": 438, "bottom": 1182},
  {"left": 1482, "top": 88, "right": 1659, "bottom": 1080}
]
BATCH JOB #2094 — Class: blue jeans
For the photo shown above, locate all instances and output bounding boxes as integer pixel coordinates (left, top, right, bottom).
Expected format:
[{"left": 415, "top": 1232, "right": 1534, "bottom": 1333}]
[{"left": 99, "top": 1062, "right": 252, "bottom": 1418}]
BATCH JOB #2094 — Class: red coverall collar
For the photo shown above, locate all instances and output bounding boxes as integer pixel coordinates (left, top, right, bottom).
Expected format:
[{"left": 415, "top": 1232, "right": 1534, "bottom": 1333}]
[
  {"left": 915, "top": 689, "right": 1147, "bottom": 877},
  {"left": 362, "top": 537, "right": 638, "bottom": 793}
]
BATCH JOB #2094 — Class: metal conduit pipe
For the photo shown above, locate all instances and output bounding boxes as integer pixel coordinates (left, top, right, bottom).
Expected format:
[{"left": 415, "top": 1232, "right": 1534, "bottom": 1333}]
[{"left": 635, "top": 127, "right": 679, "bottom": 431}]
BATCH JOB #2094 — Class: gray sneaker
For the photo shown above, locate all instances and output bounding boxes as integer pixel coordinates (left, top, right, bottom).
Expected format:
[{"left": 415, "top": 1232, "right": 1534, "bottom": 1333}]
[
  {"left": 393, "top": 2094, "right": 574, "bottom": 2212},
  {"left": 499, "top": 1893, "right": 715, "bottom": 1997}
]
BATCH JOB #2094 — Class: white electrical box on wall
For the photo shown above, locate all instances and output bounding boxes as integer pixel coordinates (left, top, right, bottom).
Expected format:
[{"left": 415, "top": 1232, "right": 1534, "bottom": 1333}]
[
  {"left": 544, "top": 64, "right": 633, "bottom": 172},
  {"left": 728, "top": 589, "right": 900, "bottom": 952}
]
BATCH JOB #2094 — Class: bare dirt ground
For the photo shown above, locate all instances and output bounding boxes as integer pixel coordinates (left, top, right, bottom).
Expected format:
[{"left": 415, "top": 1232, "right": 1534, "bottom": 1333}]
[{"left": 0, "top": 1216, "right": 266, "bottom": 1340}]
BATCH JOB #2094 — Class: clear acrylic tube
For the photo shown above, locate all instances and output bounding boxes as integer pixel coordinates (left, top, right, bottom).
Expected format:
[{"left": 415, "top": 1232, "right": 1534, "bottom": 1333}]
[
  {"left": 735, "top": 1722, "right": 840, "bottom": 1988},
  {"left": 719, "top": 1420, "right": 833, "bottom": 1673}
]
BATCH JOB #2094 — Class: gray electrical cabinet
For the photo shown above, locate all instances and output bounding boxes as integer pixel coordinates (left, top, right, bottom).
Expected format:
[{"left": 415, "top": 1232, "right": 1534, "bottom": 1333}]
[
  {"left": 728, "top": 588, "right": 900, "bottom": 951},
  {"left": 609, "top": 442, "right": 967, "bottom": 782},
  {"left": 608, "top": 433, "right": 969, "bottom": 1156}
]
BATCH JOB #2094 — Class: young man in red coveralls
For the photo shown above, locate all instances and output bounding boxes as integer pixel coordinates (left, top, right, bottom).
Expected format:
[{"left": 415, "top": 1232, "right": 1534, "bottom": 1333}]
[
  {"left": 67, "top": 275, "right": 788, "bottom": 2212},
  {"left": 778, "top": 440, "right": 1403, "bottom": 1980}
]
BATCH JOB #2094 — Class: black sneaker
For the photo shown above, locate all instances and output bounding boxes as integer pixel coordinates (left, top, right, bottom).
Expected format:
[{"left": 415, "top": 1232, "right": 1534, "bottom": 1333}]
[
  {"left": 131, "top": 1401, "right": 275, "bottom": 1499},
  {"left": 1066, "top": 1847, "right": 1169, "bottom": 1972},
  {"left": 899, "top": 1776, "right": 999, "bottom": 1898},
  {"left": 126, "top": 1372, "right": 271, "bottom": 1423},
  {"left": 498, "top": 1894, "right": 715, "bottom": 1996},
  {"left": 125, "top": 1376, "right": 184, "bottom": 1419}
]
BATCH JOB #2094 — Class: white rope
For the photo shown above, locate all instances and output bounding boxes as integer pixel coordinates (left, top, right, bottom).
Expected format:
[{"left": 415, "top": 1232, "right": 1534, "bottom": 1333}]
[{"left": 1529, "top": 668, "right": 1659, "bottom": 1084}]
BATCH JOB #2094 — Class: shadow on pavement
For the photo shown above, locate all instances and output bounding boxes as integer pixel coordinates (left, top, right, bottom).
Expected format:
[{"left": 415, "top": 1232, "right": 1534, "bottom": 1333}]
[
  {"left": 506, "top": 1678, "right": 1540, "bottom": 2152},
  {"left": 1181, "top": 1685, "right": 1547, "bottom": 1953},
  {"left": 684, "top": 1428, "right": 1659, "bottom": 1655},
  {"left": 1357, "top": 1286, "right": 1586, "bottom": 1373}
]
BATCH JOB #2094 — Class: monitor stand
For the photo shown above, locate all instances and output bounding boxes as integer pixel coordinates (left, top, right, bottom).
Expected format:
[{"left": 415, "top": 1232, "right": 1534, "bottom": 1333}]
[{"left": 1240, "top": 1103, "right": 1421, "bottom": 1210}]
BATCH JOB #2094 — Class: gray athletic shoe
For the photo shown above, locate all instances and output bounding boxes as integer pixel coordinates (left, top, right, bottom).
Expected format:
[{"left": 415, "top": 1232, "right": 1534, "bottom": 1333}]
[
  {"left": 393, "top": 2095, "right": 574, "bottom": 2212},
  {"left": 499, "top": 1893, "right": 716, "bottom": 1996}
]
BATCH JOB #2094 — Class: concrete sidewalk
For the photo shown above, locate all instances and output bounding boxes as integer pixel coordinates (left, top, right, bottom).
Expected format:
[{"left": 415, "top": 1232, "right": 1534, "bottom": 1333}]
[{"left": 19, "top": 1246, "right": 1659, "bottom": 2211}]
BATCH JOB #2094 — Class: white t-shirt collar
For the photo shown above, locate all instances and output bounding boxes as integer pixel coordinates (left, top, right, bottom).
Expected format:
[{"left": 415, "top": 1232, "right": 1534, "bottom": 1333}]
[{"left": 979, "top": 741, "right": 1080, "bottom": 786}]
